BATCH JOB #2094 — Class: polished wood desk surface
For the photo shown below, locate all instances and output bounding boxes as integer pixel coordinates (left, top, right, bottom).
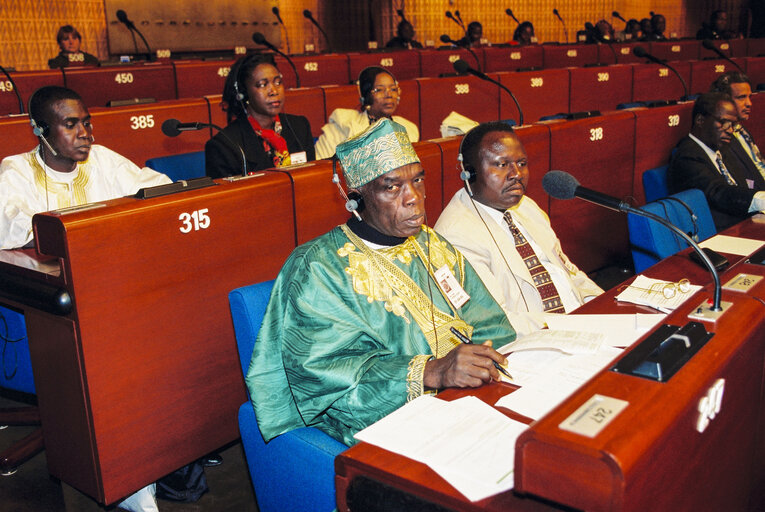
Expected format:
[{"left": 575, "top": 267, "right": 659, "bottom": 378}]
[{"left": 335, "top": 218, "right": 765, "bottom": 512}]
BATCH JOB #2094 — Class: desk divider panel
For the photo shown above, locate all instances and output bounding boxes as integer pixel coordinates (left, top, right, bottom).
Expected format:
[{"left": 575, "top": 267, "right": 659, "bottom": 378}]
[
  {"left": 482, "top": 46, "right": 543, "bottom": 73},
  {"left": 89, "top": 98, "right": 211, "bottom": 165},
  {"left": 205, "top": 94, "right": 227, "bottom": 134},
  {"left": 283, "top": 88, "right": 326, "bottom": 138},
  {"left": 632, "top": 103, "right": 694, "bottom": 204},
  {"left": 600, "top": 42, "right": 645, "bottom": 65},
  {"left": 649, "top": 40, "right": 700, "bottom": 62},
  {"left": 0, "top": 70, "right": 64, "bottom": 116},
  {"left": 498, "top": 68, "right": 570, "bottom": 122},
  {"left": 173, "top": 59, "right": 235, "bottom": 99},
  {"left": 689, "top": 58, "right": 748, "bottom": 95},
  {"left": 0, "top": 115, "right": 38, "bottom": 160},
  {"left": 699, "top": 39, "right": 747, "bottom": 60},
  {"left": 569, "top": 65, "right": 634, "bottom": 113},
  {"left": 631, "top": 62, "right": 691, "bottom": 104},
  {"left": 417, "top": 75, "right": 500, "bottom": 140},
  {"left": 546, "top": 110, "right": 636, "bottom": 272},
  {"left": 276, "top": 54, "right": 350, "bottom": 89},
  {"left": 413, "top": 141, "right": 444, "bottom": 223},
  {"left": 417, "top": 49, "right": 483, "bottom": 78},
  {"left": 347, "top": 50, "right": 421, "bottom": 80},
  {"left": 542, "top": 44, "right": 599, "bottom": 69},
  {"left": 63, "top": 64, "right": 176, "bottom": 107},
  {"left": 30, "top": 172, "right": 294, "bottom": 503}
]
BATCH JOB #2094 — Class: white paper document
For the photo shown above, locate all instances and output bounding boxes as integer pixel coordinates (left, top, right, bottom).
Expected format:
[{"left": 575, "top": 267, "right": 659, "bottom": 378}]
[
  {"left": 500, "top": 329, "right": 604, "bottom": 354},
  {"left": 544, "top": 313, "right": 666, "bottom": 348},
  {"left": 699, "top": 234, "right": 764, "bottom": 256},
  {"left": 495, "top": 347, "right": 623, "bottom": 421},
  {"left": 354, "top": 395, "right": 528, "bottom": 502},
  {"left": 614, "top": 275, "right": 702, "bottom": 313}
]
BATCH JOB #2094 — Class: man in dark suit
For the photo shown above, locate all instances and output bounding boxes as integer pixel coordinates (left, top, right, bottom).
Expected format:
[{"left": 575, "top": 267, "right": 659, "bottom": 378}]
[
  {"left": 668, "top": 92, "right": 765, "bottom": 230},
  {"left": 710, "top": 72, "right": 763, "bottom": 184}
]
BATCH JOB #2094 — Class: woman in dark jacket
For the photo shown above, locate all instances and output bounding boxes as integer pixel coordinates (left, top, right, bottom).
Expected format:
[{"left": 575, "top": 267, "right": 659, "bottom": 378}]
[{"left": 205, "top": 54, "right": 315, "bottom": 178}]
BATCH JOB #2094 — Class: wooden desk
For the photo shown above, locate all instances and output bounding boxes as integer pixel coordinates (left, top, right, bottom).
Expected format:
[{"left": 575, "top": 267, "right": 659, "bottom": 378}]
[
  {"left": 335, "top": 219, "right": 765, "bottom": 511},
  {"left": 0, "top": 173, "right": 296, "bottom": 505}
]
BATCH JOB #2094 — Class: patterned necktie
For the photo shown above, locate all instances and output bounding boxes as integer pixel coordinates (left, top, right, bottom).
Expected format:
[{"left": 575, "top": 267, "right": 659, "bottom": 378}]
[
  {"left": 503, "top": 212, "right": 565, "bottom": 313},
  {"left": 715, "top": 151, "right": 737, "bottom": 186},
  {"left": 738, "top": 128, "right": 765, "bottom": 180}
]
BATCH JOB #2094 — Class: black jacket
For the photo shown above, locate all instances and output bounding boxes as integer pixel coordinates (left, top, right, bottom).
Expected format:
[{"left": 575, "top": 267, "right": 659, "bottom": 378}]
[
  {"left": 205, "top": 114, "right": 315, "bottom": 178},
  {"left": 668, "top": 135, "right": 765, "bottom": 230}
]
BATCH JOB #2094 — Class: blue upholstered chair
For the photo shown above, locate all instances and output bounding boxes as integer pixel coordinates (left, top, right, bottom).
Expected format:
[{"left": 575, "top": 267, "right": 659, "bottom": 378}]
[
  {"left": 229, "top": 281, "right": 347, "bottom": 512},
  {"left": 642, "top": 165, "right": 670, "bottom": 203},
  {"left": 628, "top": 189, "right": 717, "bottom": 273},
  {"left": 0, "top": 305, "right": 42, "bottom": 475},
  {"left": 145, "top": 151, "right": 205, "bottom": 182}
]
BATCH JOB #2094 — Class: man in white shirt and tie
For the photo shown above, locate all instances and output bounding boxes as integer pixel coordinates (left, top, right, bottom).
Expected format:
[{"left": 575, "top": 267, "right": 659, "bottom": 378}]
[
  {"left": 435, "top": 122, "right": 603, "bottom": 335},
  {"left": 668, "top": 92, "right": 765, "bottom": 230}
]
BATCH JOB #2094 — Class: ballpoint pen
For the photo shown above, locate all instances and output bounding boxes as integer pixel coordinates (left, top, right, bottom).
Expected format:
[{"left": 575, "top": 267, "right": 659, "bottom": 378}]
[{"left": 449, "top": 327, "right": 514, "bottom": 381}]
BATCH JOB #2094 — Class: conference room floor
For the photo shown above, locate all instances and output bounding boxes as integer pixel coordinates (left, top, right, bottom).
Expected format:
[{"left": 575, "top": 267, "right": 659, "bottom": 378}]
[{"left": 0, "top": 395, "right": 258, "bottom": 512}]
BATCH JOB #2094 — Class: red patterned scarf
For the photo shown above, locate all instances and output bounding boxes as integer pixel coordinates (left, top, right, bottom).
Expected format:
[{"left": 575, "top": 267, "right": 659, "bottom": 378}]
[{"left": 247, "top": 115, "right": 291, "bottom": 167}]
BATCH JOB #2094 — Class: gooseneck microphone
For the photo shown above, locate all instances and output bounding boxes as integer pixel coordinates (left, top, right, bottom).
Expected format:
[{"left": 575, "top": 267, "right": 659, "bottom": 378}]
[
  {"left": 253, "top": 32, "right": 301, "bottom": 88},
  {"left": 633, "top": 46, "right": 689, "bottom": 101},
  {"left": 445, "top": 11, "right": 466, "bottom": 32},
  {"left": 702, "top": 39, "right": 745, "bottom": 73},
  {"left": 116, "top": 9, "right": 152, "bottom": 60},
  {"left": 0, "top": 64, "right": 23, "bottom": 114},
  {"left": 453, "top": 59, "right": 524, "bottom": 126},
  {"left": 612, "top": 11, "right": 627, "bottom": 23},
  {"left": 303, "top": 9, "right": 332, "bottom": 53},
  {"left": 272, "top": 6, "right": 291, "bottom": 55},
  {"left": 505, "top": 9, "right": 520, "bottom": 24},
  {"left": 542, "top": 170, "right": 722, "bottom": 311},
  {"left": 454, "top": 10, "right": 466, "bottom": 29},
  {"left": 162, "top": 119, "right": 248, "bottom": 177},
  {"left": 441, "top": 36, "right": 481, "bottom": 71},
  {"left": 553, "top": 8, "right": 569, "bottom": 43}
]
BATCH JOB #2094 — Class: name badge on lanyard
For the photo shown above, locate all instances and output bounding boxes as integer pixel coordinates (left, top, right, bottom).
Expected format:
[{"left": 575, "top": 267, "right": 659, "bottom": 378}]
[{"left": 434, "top": 265, "right": 470, "bottom": 308}]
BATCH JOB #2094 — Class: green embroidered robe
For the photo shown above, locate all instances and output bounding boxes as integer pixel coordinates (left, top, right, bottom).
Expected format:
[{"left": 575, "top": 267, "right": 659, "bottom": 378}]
[{"left": 246, "top": 224, "right": 516, "bottom": 446}]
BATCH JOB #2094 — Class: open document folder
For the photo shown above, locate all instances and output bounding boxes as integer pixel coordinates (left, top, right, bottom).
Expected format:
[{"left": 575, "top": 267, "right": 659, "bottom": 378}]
[{"left": 354, "top": 395, "right": 527, "bottom": 502}]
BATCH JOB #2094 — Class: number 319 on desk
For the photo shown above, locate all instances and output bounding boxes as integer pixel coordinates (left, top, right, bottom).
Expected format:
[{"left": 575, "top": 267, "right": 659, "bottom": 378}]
[{"left": 179, "top": 208, "right": 210, "bottom": 233}]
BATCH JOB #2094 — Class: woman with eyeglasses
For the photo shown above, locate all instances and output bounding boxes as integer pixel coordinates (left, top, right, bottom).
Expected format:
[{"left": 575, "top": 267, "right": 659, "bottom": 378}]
[
  {"left": 205, "top": 54, "right": 315, "bottom": 178},
  {"left": 315, "top": 67, "right": 419, "bottom": 159}
]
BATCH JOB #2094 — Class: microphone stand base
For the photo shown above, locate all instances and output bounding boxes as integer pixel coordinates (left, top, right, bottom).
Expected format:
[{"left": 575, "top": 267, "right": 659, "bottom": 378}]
[{"left": 687, "top": 300, "right": 732, "bottom": 323}]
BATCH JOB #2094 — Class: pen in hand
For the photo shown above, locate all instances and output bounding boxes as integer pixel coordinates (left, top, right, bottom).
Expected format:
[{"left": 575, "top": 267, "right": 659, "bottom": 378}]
[{"left": 449, "top": 327, "right": 514, "bottom": 381}]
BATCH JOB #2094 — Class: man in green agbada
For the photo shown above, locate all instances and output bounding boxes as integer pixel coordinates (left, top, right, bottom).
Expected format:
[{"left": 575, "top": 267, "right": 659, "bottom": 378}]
[{"left": 247, "top": 119, "right": 516, "bottom": 446}]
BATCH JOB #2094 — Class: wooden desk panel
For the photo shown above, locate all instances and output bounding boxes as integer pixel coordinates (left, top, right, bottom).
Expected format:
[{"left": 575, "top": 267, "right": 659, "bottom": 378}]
[
  {"left": 27, "top": 173, "right": 295, "bottom": 504},
  {"left": 284, "top": 88, "right": 326, "bottom": 138},
  {"left": 0, "top": 115, "right": 38, "bottom": 160},
  {"left": 689, "top": 58, "right": 748, "bottom": 95},
  {"left": 482, "top": 46, "right": 543, "bottom": 73},
  {"left": 63, "top": 64, "right": 176, "bottom": 107},
  {"left": 276, "top": 54, "right": 350, "bottom": 88},
  {"left": 649, "top": 41, "right": 700, "bottom": 62},
  {"left": 547, "top": 111, "right": 636, "bottom": 272},
  {"left": 173, "top": 59, "right": 234, "bottom": 99},
  {"left": 0, "top": 70, "right": 64, "bottom": 116},
  {"left": 569, "top": 65, "right": 634, "bottom": 113},
  {"left": 417, "top": 49, "right": 483, "bottom": 78},
  {"left": 599, "top": 43, "right": 645, "bottom": 65},
  {"left": 347, "top": 51, "right": 421, "bottom": 80},
  {"left": 699, "top": 39, "right": 747, "bottom": 60},
  {"left": 745, "top": 57, "right": 765, "bottom": 88},
  {"left": 541, "top": 44, "right": 599, "bottom": 69},
  {"left": 497, "top": 68, "right": 570, "bottom": 123},
  {"left": 631, "top": 62, "right": 691, "bottom": 104}
]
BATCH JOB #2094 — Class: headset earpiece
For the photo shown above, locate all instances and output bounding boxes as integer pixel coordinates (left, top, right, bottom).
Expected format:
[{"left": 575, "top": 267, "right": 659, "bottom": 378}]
[
  {"left": 30, "top": 117, "right": 47, "bottom": 137},
  {"left": 234, "top": 80, "right": 246, "bottom": 102},
  {"left": 28, "top": 88, "right": 57, "bottom": 157},
  {"left": 346, "top": 191, "right": 364, "bottom": 213}
]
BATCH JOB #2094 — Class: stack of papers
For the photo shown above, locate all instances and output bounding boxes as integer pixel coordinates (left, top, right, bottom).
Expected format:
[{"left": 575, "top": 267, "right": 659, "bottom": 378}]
[
  {"left": 614, "top": 275, "right": 701, "bottom": 313},
  {"left": 354, "top": 395, "right": 527, "bottom": 502}
]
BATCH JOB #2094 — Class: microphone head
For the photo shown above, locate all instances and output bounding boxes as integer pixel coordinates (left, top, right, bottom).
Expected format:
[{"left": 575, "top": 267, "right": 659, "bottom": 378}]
[
  {"left": 453, "top": 59, "right": 470, "bottom": 74},
  {"left": 161, "top": 119, "right": 181, "bottom": 137},
  {"left": 252, "top": 32, "right": 267, "bottom": 45},
  {"left": 455, "top": 10, "right": 461, "bottom": 17},
  {"left": 445, "top": 10, "right": 454, "bottom": 19},
  {"left": 116, "top": 9, "right": 128, "bottom": 22},
  {"left": 440, "top": 34, "right": 452, "bottom": 43},
  {"left": 303, "top": 9, "right": 312, "bottom": 19},
  {"left": 612, "top": 11, "right": 619, "bottom": 17},
  {"left": 632, "top": 46, "right": 648, "bottom": 57},
  {"left": 272, "top": 6, "right": 279, "bottom": 15},
  {"left": 396, "top": 9, "right": 405, "bottom": 19},
  {"left": 553, "top": 8, "right": 559, "bottom": 15},
  {"left": 702, "top": 39, "right": 716, "bottom": 50},
  {"left": 542, "top": 170, "right": 580, "bottom": 200},
  {"left": 505, "top": 8, "right": 512, "bottom": 15}
]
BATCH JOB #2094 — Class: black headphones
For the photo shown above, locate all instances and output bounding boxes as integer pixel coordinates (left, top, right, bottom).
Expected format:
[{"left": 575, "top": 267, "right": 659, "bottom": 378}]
[
  {"left": 457, "top": 128, "right": 477, "bottom": 196},
  {"left": 331, "top": 157, "right": 364, "bottom": 219},
  {"left": 28, "top": 88, "right": 57, "bottom": 156}
]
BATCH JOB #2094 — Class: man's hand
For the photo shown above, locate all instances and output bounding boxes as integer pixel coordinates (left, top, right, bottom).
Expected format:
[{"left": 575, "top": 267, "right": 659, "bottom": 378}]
[{"left": 422, "top": 341, "right": 508, "bottom": 389}]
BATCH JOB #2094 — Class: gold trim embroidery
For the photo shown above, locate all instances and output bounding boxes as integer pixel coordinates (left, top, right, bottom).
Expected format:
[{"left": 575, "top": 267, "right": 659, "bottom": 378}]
[
  {"left": 338, "top": 225, "right": 473, "bottom": 358},
  {"left": 28, "top": 149, "right": 92, "bottom": 208},
  {"left": 406, "top": 354, "right": 433, "bottom": 400}
]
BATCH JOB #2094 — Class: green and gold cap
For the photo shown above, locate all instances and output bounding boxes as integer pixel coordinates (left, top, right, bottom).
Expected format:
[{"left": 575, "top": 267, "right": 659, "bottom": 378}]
[{"left": 336, "top": 118, "right": 420, "bottom": 189}]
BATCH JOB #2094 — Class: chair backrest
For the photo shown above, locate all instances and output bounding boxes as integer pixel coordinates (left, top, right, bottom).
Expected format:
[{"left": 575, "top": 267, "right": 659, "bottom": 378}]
[
  {"left": 229, "top": 280, "right": 347, "bottom": 512},
  {"left": 229, "top": 280, "right": 275, "bottom": 375},
  {"left": 145, "top": 151, "right": 205, "bottom": 182},
  {"left": 628, "top": 189, "right": 717, "bottom": 273},
  {"left": 642, "top": 165, "right": 669, "bottom": 203},
  {"left": 0, "top": 305, "right": 35, "bottom": 395}
]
